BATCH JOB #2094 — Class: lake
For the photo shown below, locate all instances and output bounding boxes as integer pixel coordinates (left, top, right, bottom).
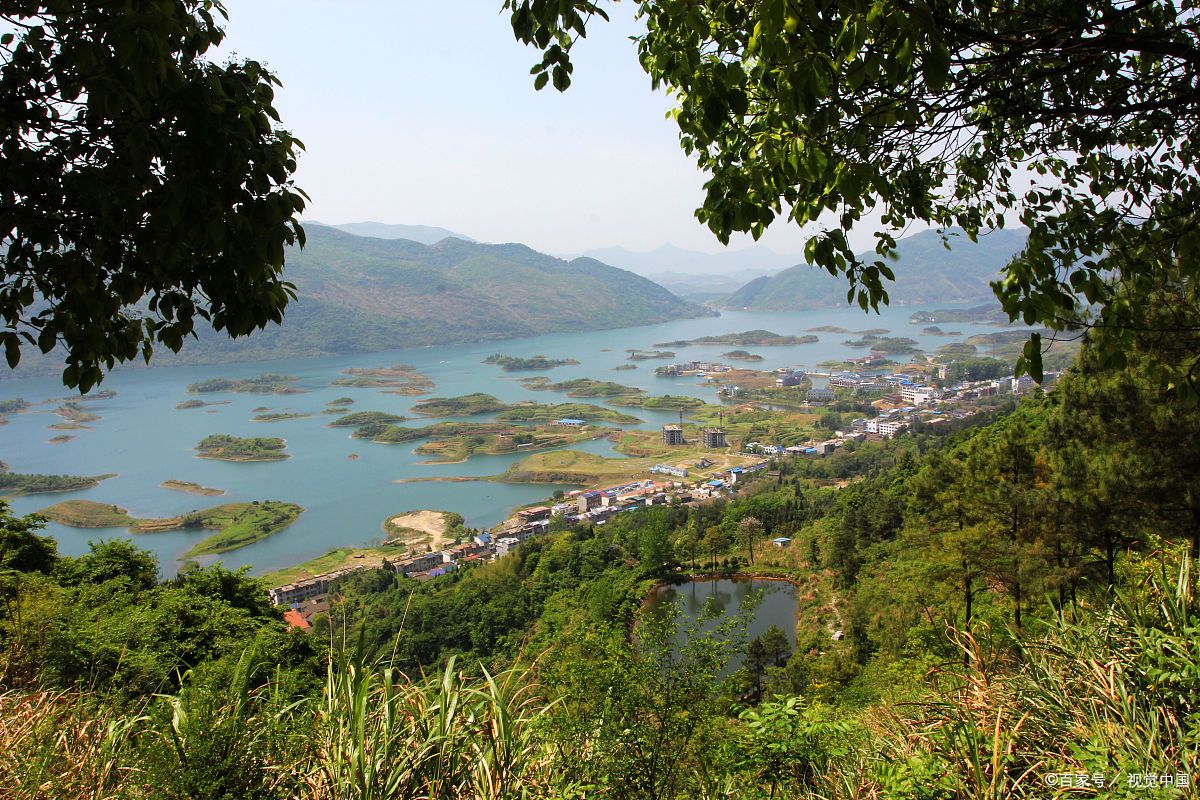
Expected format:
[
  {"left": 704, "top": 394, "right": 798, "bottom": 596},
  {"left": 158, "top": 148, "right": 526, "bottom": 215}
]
[
  {"left": 645, "top": 577, "right": 799, "bottom": 670},
  {"left": 0, "top": 304, "right": 1004, "bottom": 575}
]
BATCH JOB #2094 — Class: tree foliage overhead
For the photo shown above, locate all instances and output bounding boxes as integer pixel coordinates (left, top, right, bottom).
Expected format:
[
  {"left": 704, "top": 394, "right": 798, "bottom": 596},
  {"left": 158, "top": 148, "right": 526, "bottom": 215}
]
[
  {"left": 0, "top": 1, "right": 306, "bottom": 390},
  {"left": 506, "top": 0, "right": 1200, "bottom": 394}
]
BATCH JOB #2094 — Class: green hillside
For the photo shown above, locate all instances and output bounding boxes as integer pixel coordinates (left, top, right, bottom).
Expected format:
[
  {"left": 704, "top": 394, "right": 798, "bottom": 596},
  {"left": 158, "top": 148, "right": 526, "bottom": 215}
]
[
  {"left": 7, "top": 227, "right": 711, "bottom": 376},
  {"left": 723, "top": 228, "right": 1028, "bottom": 310}
]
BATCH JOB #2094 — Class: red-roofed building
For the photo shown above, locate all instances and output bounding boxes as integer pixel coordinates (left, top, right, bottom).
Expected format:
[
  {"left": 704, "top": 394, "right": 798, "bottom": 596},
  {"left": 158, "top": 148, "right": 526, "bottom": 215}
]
[{"left": 283, "top": 609, "right": 311, "bottom": 632}]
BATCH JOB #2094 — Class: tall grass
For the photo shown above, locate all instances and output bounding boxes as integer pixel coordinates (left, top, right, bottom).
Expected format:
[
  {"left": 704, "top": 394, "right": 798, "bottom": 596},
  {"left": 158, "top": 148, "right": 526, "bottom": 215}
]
[{"left": 874, "top": 554, "right": 1200, "bottom": 799}]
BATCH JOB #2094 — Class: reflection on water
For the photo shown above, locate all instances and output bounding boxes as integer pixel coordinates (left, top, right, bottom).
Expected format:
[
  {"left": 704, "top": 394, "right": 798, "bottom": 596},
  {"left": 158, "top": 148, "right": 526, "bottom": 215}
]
[{"left": 646, "top": 577, "right": 798, "bottom": 670}]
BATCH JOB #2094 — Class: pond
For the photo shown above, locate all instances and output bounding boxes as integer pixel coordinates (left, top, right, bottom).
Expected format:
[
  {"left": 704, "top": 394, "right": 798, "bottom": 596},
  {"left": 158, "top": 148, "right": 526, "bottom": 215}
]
[{"left": 644, "top": 577, "right": 798, "bottom": 671}]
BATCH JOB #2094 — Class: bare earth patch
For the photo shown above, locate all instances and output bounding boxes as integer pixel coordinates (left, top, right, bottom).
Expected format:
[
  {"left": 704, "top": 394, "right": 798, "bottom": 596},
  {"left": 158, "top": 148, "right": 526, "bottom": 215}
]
[{"left": 385, "top": 509, "right": 452, "bottom": 550}]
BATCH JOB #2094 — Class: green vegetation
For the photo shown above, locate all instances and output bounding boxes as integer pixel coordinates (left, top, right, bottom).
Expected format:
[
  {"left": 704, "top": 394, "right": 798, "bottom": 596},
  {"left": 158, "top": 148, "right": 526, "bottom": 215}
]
[
  {"left": 655, "top": 329, "right": 818, "bottom": 347},
  {"left": 4, "top": 337, "right": 1200, "bottom": 797},
  {"left": 606, "top": 394, "right": 708, "bottom": 411},
  {"left": 328, "top": 411, "right": 409, "bottom": 427},
  {"left": 612, "top": 363, "right": 637, "bottom": 371},
  {"left": 251, "top": 412, "right": 312, "bottom": 422},
  {"left": 34, "top": 499, "right": 302, "bottom": 557},
  {"left": 521, "top": 377, "right": 643, "bottom": 397},
  {"left": 180, "top": 501, "right": 304, "bottom": 557},
  {"left": 327, "top": 397, "right": 354, "bottom": 405},
  {"left": 195, "top": 435, "right": 289, "bottom": 462},
  {"left": 722, "top": 349, "right": 763, "bottom": 361},
  {"left": 47, "top": 435, "right": 73, "bottom": 444},
  {"left": 921, "top": 325, "right": 961, "bottom": 336},
  {"left": 410, "top": 393, "right": 509, "bottom": 417},
  {"left": 626, "top": 349, "right": 675, "bottom": 360},
  {"left": 496, "top": 402, "right": 641, "bottom": 424},
  {"left": 187, "top": 374, "right": 304, "bottom": 394},
  {"left": 483, "top": 353, "right": 580, "bottom": 371},
  {"left": 0, "top": 470, "right": 117, "bottom": 496},
  {"left": 0, "top": 398, "right": 29, "bottom": 419},
  {"left": 842, "top": 335, "right": 920, "bottom": 353},
  {"left": 38, "top": 500, "right": 136, "bottom": 528},
  {"left": 160, "top": 480, "right": 225, "bottom": 497},
  {"left": 175, "top": 399, "right": 228, "bottom": 410},
  {"left": 910, "top": 303, "right": 1013, "bottom": 325},
  {"left": 330, "top": 364, "right": 434, "bottom": 394}
]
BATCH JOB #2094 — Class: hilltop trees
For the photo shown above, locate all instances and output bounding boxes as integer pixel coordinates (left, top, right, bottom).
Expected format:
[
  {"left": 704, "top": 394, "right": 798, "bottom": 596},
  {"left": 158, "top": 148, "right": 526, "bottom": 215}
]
[
  {"left": 0, "top": 1, "right": 305, "bottom": 390},
  {"left": 507, "top": 0, "right": 1200, "bottom": 394}
]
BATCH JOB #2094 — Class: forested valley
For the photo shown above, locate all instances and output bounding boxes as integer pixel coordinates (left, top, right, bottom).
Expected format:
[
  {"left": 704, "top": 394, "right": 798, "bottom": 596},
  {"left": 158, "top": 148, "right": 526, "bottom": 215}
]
[{"left": 3, "top": 339, "right": 1198, "bottom": 799}]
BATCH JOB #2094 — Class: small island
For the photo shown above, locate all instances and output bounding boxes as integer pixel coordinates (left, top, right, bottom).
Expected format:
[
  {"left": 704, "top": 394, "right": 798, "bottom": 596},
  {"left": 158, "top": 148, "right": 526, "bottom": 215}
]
[
  {"left": 607, "top": 394, "right": 708, "bottom": 411},
  {"left": 252, "top": 412, "right": 313, "bottom": 422},
  {"left": 195, "top": 434, "right": 289, "bottom": 461},
  {"left": 922, "top": 326, "right": 962, "bottom": 336},
  {"left": 176, "top": 399, "right": 230, "bottom": 410},
  {"left": 0, "top": 398, "right": 30, "bottom": 423},
  {"left": 520, "top": 377, "right": 643, "bottom": 398},
  {"left": 54, "top": 401, "right": 100, "bottom": 424},
  {"left": 496, "top": 402, "right": 642, "bottom": 424},
  {"left": 483, "top": 354, "right": 580, "bottom": 371},
  {"left": 410, "top": 393, "right": 509, "bottom": 417},
  {"left": 328, "top": 411, "right": 410, "bottom": 427},
  {"left": 722, "top": 350, "right": 764, "bottom": 361},
  {"left": 48, "top": 434, "right": 74, "bottom": 444},
  {"left": 626, "top": 349, "right": 676, "bottom": 360},
  {"left": 842, "top": 335, "right": 921, "bottom": 354},
  {"left": 38, "top": 499, "right": 304, "bottom": 558},
  {"left": 0, "top": 470, "right": 117, "bottom": 496},
  {"left": 331, "top": 365, "right": 434, "bottom": 394},
  {"left": 654, "top": 330, "right": 819, "bottom": 347},
  {"left": 612, "top": 363, "right": 637, "bottom": 371},
  {"left": 161, "top": 480, "right": 225, "bottom": 497},
  {"left": 331, "top": 417, "right": 608, "bottom": 461},
  {"left": 187, "top": 374, "right": 305, "bottom": 394},
  {"left": 327, "top": 397, "right": 355, "bottom": 406}
]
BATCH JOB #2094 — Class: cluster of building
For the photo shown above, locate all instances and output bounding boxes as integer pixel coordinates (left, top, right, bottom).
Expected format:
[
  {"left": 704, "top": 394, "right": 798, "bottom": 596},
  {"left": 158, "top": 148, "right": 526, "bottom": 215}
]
[{"left": 656, "top": 361, "right": 732, "bottom": 377}]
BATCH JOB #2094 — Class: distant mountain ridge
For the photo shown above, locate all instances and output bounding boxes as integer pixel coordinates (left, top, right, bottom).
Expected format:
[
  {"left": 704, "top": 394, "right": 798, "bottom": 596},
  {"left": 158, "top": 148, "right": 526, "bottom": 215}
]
[
  {"left": 576, "top": 242, "right": 802, "bottom": 277},
  {"left": 316, "top": 221, "right": 476, "bottom": 244},
  {"left": 722, "top": 228, "right": 1029, "bottom": 310},
  {"left": 6, "top": 227, "right": 711, "bottom": 377}
]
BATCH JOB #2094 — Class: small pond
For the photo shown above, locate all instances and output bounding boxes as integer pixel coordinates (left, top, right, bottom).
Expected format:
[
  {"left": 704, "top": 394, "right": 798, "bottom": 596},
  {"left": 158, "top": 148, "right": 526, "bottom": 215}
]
[{"left": 644, "top": 577, "right": 798, "bottom": 671}]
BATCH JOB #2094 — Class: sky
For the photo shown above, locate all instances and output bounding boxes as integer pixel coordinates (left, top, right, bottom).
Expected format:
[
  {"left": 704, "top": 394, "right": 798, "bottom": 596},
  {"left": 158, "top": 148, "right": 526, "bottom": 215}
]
[{"left": 216, "top": 1, "right": 828, "bottom": 256}]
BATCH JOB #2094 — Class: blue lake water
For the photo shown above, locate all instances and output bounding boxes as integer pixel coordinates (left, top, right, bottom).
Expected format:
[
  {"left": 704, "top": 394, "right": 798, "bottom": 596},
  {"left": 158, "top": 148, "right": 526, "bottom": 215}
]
[{"left": 1, "top": 304, "right": 1006, "bottom": 575}]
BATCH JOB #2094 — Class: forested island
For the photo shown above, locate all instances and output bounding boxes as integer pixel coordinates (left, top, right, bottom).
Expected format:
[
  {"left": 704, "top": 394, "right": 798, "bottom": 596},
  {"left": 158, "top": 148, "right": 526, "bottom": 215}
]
[
  {"left": 909, "top": 303, "right": 1009, "bottom": 324},
  {"left": 520, "top": 377, "right": 642, "bottom": 398},
  {"left": 328, "top": 411, "right": 410, "bottom": 427},
  {"left": 330, "top": 364, "right": 434, "bottom": 394},
  {"left": 160, "top": 480, "right": 225, "bottom": 496},
  {"left": 483, "top": 354, "right": 580, "bottom": 371},
  {"left": 722, "top": 349, "right": 764, "bottom": 361},
  {"left": 0, "top": 469, "right": 116, "bottom": 496},
  {"left": 195, "top": 434, "right": 289, "bottom": 461},
  {"left": 625, "top": 349, "right": 675, "bottom": 360},
  {"left": 409, "top": 393, "right": 510, "bottom": 417},
  {"left": 175, "top": 399, "right": 229, "bottom": 410},
  {"left": 606, "top": 394, "right": 708, "bottom": 411},
  {"left": 496, "top": 402, "right": 641, "bottom": 424},
  {"left": 186, "top": 374, "right": 304, "bottom": 394},
  {"left": 331, "top": 417, "right": 606, "bottom": 460},
  {"left": 655, "top": 329, "right": 819, "bottom": 347}
]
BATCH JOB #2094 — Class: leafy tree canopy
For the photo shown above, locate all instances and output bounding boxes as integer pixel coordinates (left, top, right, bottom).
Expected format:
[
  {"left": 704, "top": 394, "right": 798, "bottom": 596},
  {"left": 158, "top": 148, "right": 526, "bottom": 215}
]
[
  {"left": 0, "top": 1, "right": 306, "bottom": 390},
  {"left": 506, "top": 0, "right": 1200, "bottom": 394}
]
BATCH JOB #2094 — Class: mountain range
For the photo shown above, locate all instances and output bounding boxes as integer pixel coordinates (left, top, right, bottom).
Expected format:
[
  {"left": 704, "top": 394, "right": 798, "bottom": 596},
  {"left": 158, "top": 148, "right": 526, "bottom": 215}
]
[
  {"left": 575, "top": 243, "right": 801, "bottom": 277},
  {"left": 722, "top": 228, "right": 1029, "bottom": 310},
  {"left": 6, "top": 227, "right": 711, "bottom": 377},
  {"left": 312, "top": 221, "right": 476, "bottom": 245}
]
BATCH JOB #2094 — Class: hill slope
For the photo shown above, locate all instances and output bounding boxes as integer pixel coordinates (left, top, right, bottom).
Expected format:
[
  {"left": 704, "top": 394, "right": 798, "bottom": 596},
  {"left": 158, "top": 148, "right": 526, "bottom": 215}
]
[
  {"left": 723, "top": 228, "right": 1028, "bottom": 310},
  {"left": 321, "top": 221, "right": 476, "bottom": 244},
  {"left": 7, "top": 227, "right": 711, "bottom": 376}
]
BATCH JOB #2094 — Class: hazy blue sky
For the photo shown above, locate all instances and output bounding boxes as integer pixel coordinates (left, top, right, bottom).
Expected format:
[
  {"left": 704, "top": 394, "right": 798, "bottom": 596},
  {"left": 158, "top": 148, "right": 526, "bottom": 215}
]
[{"left": 217, "top": 1, "right": 834, "bottom": 256}]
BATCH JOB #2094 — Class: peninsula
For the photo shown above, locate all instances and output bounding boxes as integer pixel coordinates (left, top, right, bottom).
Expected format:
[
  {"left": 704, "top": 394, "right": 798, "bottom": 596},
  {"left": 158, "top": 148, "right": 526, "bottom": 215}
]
[{"left": 38, "top": 499, "right": 303, "bottom": 557}]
